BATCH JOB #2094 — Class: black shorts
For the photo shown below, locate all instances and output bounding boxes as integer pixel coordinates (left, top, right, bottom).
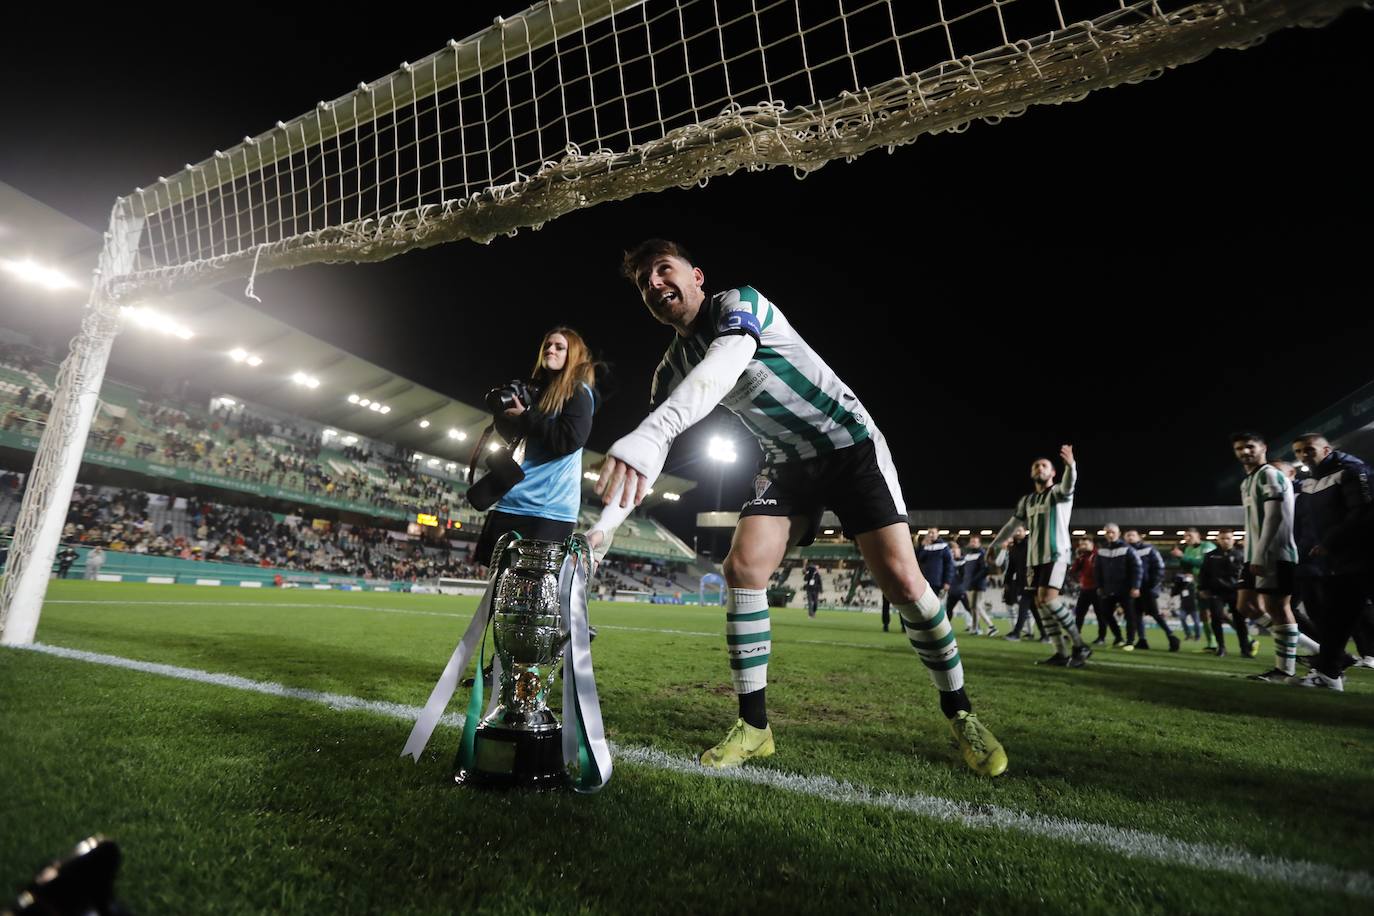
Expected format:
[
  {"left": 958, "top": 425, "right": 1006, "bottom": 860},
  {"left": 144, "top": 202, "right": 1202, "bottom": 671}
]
[
  {"left": 1025, "top": 558, "right": 1069, "bottom": 592},
  {"left": 475, "top": 510, "right": 576, "bottom": 568},
  {"left": 737, "top": 437, "right": 907, "bottom": 546},
  {"left": 1238, "top": 560, "right": 1295, "bottom": 597}
]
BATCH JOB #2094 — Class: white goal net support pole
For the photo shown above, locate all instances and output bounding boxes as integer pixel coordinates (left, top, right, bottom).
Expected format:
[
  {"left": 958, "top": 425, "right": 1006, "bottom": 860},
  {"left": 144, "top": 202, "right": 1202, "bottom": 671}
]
[
  {"left": 1, "top": 0, "right": 1365, "bottom": 642},
  {"left": 0, "top": 212, "right": 137, "bottom": 644}
]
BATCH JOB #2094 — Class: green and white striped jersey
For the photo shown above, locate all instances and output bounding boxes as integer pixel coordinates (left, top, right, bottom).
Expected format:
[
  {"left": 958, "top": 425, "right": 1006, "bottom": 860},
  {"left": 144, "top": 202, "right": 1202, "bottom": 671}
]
[
  {"left": 1012, "top": 475, "right": 1075, "bottom": 566},
  {"left": 649, "top": 286, "right": 875, "bottom": 464},
  {"left": 1240, "top": 464, "right": 1298, "bottom": 565}
]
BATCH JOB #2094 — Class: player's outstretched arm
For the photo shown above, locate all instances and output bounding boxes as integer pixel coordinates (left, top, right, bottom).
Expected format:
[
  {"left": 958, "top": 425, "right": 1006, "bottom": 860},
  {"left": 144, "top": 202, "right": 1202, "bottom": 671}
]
[
  {"left": 990, "top": 514, "right": 1022, "bottom": 553},
  {"left": 593, "top": 333, "right": 756, "bottom": 509}
]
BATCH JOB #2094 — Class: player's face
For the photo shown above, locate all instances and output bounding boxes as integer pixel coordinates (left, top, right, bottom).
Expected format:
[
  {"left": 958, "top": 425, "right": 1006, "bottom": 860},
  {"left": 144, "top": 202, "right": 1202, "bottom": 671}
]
[
  {"left": 1184, "top": 530, "right": 1200, "bottom": 546},
  {"left": 1232, "top": 438, "right": 1265, "bottom": 469},
  {"left": 542, "top": 333, "right": 568, "bottom": 372},
  {"left": 1293, "top": 439, "right": 1330, "bottom": 468},
  {"left": 924, "top": 527, "right": 939, "bottom": 544},
  {"left": 1104, "top": 525, "right": 1120, "bottom": 541},
  {"left": 1217, "top": 532, "right": 1235, "bottom": 549},
  {"left": 1030, "top": 459, "right": 1054, "bottom": 484},
  {"left": 1125, "top": 531, "right": 1140, "bottom": 545},
  {"left": 638, "top": 255, "right": 706, "bottom": 328},
  {"left": 967, "top": 536, "right": 981, "bottom": 549}
]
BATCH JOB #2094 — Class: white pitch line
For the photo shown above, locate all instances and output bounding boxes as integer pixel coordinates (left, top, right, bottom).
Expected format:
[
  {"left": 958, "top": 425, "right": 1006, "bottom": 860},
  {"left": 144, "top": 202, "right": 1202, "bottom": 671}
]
[{"left": 7, "top": 641, "right": 1371, "bottom": 900}]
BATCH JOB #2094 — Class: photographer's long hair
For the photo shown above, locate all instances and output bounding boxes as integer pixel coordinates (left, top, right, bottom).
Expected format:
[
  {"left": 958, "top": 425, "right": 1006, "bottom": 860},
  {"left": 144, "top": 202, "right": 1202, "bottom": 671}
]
[{"left": 530, "top": 326, "right": 596, "bottom": 414}]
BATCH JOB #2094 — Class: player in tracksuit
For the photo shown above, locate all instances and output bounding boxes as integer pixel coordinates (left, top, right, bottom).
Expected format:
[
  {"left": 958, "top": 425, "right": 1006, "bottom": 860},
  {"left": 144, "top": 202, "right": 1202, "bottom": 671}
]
[
  {"left": 1290, "top": 435, "right": 1374, "bottom": 688},
  {"left": 1125, "top": 529, "right": 1181, "bottom": 651},
  {"left": 1072, "top": 536, "right": 1121, "bottom": 645},
  {"left": 1198, "top": 529, "right": 1253, "bottom": 658},
  {"left": 1093, "top": 524, "right": 1139, "bottom": 650}
]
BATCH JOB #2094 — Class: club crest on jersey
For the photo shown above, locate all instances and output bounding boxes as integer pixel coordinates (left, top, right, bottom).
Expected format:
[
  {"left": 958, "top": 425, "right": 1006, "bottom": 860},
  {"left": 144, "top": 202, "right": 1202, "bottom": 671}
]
[{"left": 753, "top": 475, "right": 771, "bottom": 501}]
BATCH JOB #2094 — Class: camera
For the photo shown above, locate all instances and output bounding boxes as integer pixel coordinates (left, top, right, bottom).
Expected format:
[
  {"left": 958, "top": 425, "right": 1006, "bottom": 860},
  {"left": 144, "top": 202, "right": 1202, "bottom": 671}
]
[{"left": 484, "top": 379, "right": 542, "bottom": 414}]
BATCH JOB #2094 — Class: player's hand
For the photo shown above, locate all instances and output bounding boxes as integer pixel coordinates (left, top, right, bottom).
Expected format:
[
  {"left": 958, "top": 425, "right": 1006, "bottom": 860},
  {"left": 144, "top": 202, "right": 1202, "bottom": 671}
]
[
  {"left": 585, "top": 529, "right": 606, "bottom": 574},
  {"left": 940, "top": 585, "right": 949, "bottom": 596},
  {"left": 1130, "top": 588, "right": 1140, "bottom": 598},
  {"left": 1170, "top": 546, "right": 1183, "bottom": 557},
  {"left": 1060, "top": 443, "right": 1075, "bottom": 465},
  {"left": 1247, "top": 563, "right": 1264, "bottom": 577},
  {"left": 594, "top": 455, "right": 649, "bottom": 508},
  {"left": 502, "top": 395, "right": 526, "bottom": 417}
]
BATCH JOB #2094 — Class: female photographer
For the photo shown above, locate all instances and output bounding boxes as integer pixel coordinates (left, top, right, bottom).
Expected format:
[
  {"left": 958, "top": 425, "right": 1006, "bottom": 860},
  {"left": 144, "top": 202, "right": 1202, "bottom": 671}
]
[{"left": 473, "top": 327, "right": 597, "bottom": 567}]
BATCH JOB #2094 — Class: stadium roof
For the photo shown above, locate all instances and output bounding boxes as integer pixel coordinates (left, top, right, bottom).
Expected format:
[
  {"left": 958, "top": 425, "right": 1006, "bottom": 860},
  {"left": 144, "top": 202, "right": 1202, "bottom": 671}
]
[{"left": 0, "top": 181, "right": 696, "bottom": 508}]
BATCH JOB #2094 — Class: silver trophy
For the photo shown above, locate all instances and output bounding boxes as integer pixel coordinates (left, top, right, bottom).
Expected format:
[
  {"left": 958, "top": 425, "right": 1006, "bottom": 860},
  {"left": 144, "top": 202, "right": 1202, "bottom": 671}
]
[{"left": 455, "top": 535, "right": 573, "bottom": 789}]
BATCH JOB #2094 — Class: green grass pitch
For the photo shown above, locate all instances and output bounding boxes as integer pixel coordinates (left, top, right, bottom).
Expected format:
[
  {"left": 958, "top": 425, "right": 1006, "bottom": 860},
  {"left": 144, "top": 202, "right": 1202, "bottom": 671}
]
[{"left": 2, "top": 581, "right": 1371, "bottom": 914}]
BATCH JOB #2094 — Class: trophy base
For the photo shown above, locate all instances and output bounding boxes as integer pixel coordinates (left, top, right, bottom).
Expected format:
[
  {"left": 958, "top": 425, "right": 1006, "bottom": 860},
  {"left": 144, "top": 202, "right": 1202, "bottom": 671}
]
[{"left": 453, "top": 724, "right": 572, "bottom": 791}]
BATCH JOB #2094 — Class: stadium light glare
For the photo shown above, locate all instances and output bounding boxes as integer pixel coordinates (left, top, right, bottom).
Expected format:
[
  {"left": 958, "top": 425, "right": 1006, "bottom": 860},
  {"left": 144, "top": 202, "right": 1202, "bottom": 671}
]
[
  {"left": 342, "top": 435, "right": 357, "bottom": 445},
  {"left": 1097, "top": 530, "right": 1106, "bottom": 535},
  {"left": 958, "top": 529, "right": 970, "bottom": 535},
  {"left": 1176, "top": 530, "right": 1187, "bottom": 535},
  {"left": 418, "top": 419, "right": 430, "bottom": 429},
  {"left": 380, "top": 405, "right": 391, "bottom": 414},
  {"left": 412, "top": 452, "right": 424, "bottom": 462},
  {"left": 229, "top": 348, "right": 249, "bottom": 362},
  {"left": 322, "top": 429, "right": 337, "bottom": 438},
  {"left": 291, "top": 372, "right": 319, "bottom": 389},
  {"left": 1, "top": 257, "right": 80, "bottom": 291},
  {"left": 1148, "top": 530, "right": 1164, "bottom": 536},
  {"left": 583, "top": 471, "right": 600, "bottom": 481},
  {"left": 427, "top": 458, "right": 440, "bottom": 467},
  {"left": 707, "top": 436, "right": 737, "bottom": 463},
  {"left": 245, "top": 355, "right": 263, "bottom": 367},
  {"left": 447, "top": 429, "right": 465, "bottom": 440},
  {"left": 488, "top": 442, "right": 501, "bottom": 452},
  {"left": 347, "top": 394, "right": 360, "bottom": 404},
  {"left": 218, "top": 397, "right": 236, "bottom": 407},
  {"left": 445, "top": 462, "right": 457, "bottom": 471},
  {"left": 823, "top": 528, "right": 835, "bottom": 535},
  {"left": 1072, "top": 529, "right": 1086, "bottom": 535},
  {"left": 368, "top": 402, "right": 382, "bottom": 412},
  {"left": 662, "top": 492, "right": 680, "bottom": 501},
  {"left": 980, "top": 529, "right": 993, "bottom": 536},
  {"left": 358, "top": 397, "right": 371, "bottom": 406},
  {"left": 120, "top": 305, "right": 193, "bottom": 340}
]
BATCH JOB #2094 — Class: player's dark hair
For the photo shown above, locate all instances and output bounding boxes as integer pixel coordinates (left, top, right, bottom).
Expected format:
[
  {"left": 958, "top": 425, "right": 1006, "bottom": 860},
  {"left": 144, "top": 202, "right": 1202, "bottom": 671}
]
[
  {"left": 621, "top": 239, "right": 696, "bottom": 284},
  {"left": 1229, "top": 431, "right": 1266, "bottom": 446}
]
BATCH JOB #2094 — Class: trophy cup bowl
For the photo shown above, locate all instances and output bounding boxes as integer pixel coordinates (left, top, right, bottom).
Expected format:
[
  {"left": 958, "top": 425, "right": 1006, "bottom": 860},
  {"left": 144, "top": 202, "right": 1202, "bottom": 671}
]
[{"left": 455, "top": 536, "right": 573, "bottom": 790}]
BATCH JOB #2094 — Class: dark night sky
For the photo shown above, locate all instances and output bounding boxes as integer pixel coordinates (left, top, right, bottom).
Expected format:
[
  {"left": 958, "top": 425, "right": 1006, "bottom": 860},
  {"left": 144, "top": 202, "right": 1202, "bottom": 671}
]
[{"left": 3, "top": 4, "right": 1372, "bottom": 537}]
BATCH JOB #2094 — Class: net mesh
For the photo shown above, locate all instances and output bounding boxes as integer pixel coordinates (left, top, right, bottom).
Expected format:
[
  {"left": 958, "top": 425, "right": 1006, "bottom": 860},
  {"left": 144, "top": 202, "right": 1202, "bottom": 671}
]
[{"left": 109, "top": 0, "right": 1365, "bottom": 300}]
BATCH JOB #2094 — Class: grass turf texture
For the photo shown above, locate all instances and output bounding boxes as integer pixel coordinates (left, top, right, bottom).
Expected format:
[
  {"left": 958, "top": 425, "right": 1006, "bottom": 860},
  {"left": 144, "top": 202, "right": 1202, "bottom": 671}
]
[{"left": 1, "top": 581, "right": 1371, "bottom": 914}]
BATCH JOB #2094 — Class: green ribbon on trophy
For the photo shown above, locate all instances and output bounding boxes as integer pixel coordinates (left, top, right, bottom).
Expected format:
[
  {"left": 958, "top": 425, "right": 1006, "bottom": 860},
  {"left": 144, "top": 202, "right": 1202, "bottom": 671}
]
[
  {"left": 559, "top": 537, "right": 612, "bottom": 792},
  {"left": 401, "top": 534, "right": 611, "bottom": 793}
]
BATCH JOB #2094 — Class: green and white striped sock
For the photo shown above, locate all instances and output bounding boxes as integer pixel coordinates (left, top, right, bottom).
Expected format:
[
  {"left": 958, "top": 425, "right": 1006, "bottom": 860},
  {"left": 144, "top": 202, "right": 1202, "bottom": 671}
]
[
  {"left": 726, "top": 588, "right": 771, "bottom": 694},
  {"left": 1047, "top": 597, "right": 1083, "bottom": 649},
  {"left": 898, "top": 588, "right": 964, "bottom": 692},
  {"left": 1036, "top": 603, "right": 1067, "bottom": 656},
  {"left": 1273, "top": 623, "right": 1298, "bottom": 676}
]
